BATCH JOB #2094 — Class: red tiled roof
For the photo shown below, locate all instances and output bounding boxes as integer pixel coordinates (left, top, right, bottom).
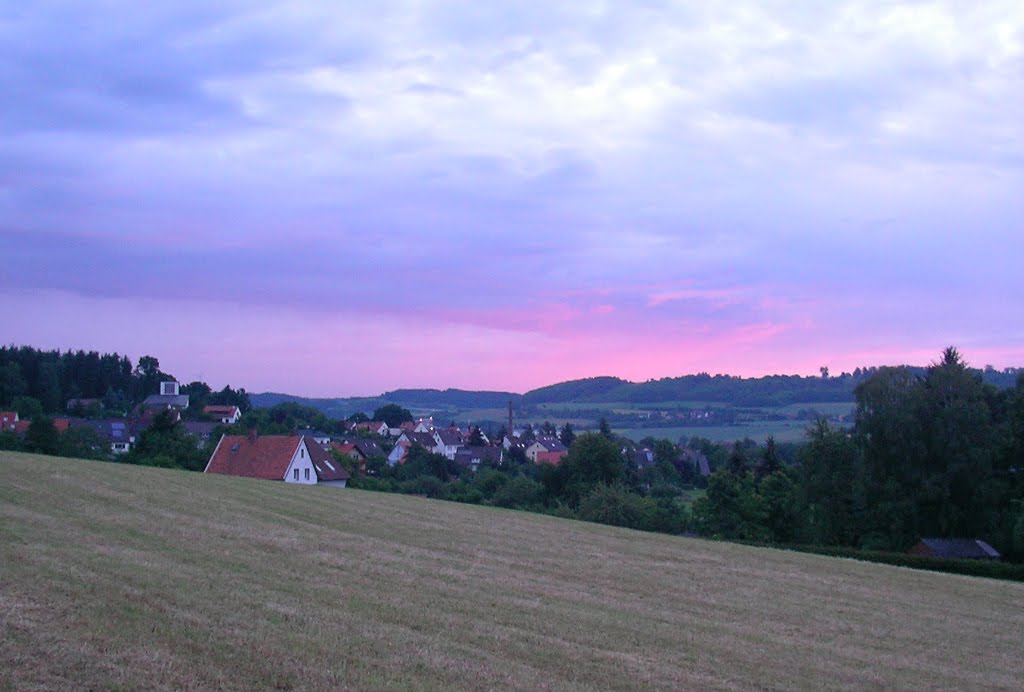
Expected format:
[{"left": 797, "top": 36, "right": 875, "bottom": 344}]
[
  {"left": 304, "top": 437, "right": 349, "bottom": 482},
  {"left": 203, "top": 405, "right": 239, "bottom": 416},
  {"left": 53, "top": 418, "right": 71, "bottom": 433},
  {"left": 205, "top": 435, "right": 301, "bottom": 480},
  {"left": 13, "top": 420, "right": 31, "bottom": 435},
  {"left": 330, "top": 441, "right": 363, "bottom": 459}
]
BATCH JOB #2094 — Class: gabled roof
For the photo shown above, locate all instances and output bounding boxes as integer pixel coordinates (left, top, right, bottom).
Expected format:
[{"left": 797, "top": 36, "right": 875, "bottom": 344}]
[
  {"left": 454, "top": 446, "right": 501, "bottom": 466},
  {"left": 183, "top": 421, "right": 218, "bottom": 437},
  {"left": 531, "top": 436, "right": 567, "bottom": 453},
  {"left": 434, "top": 429, "right": 463, "bottom": 446},
  {"left": 352, "top": 439, "right": 384, "bottom": 458},
  {"left": 294, "top": 428, "right": 331, "bottom": 440},
  {"left": 402, "top": 432, "right": 436, "bottom": 447},
  {"left": 203, "top": 405, "right": 239, "bottom": 416},
  {"left": 143, "top": 394, "right": 190, "bottom": 409},
  {"left": 331, "top": 442, "right": 362, "bottom": 459},
  {"left": 303, "top": 436, "right": 349, "bottom": 482},
  {"left": 916, "top": 538, "right": 1001, "bottom": 559},
  {"left": 333, "top": 438, "right": 385, "bottom": 459},
  {"left": 68, "top": 418, "right": 136, "bottom": 443},
  {"left": 205, "top": 435, "right": 302, "bottom": 480}
]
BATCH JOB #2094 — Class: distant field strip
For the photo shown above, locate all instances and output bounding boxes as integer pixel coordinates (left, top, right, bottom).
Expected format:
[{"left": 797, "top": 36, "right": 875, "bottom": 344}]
[
  {"left": 617, "top": 422, "right": 813, "bottom": 444},
  {"left": 2, "top": 452, "right": 1022, "bottom": 690}
]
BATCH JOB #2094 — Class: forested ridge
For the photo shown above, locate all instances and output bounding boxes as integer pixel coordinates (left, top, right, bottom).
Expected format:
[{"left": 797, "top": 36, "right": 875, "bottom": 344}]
[{"left": 250, "top": 366, "right": 1022, "bottom": 414}]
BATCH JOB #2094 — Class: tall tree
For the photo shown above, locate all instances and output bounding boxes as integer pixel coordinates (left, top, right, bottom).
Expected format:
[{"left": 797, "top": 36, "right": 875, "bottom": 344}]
[
  {"left": 559, "top": 423, "right": 576, "bottom": 448},
  {"left": 561, "top": 433, "right": 625, "bottom": 504},
  {"left": 754, "top": 437, "right": 782, "bottom": 483},
  {"left": 797, "top": 420, "right": 862, "bottom": 546},
  {"left": 25, "top": 417, "right": 60, "bottom": 455},
  {"left": 373, "top": 404, "right": 413, "bottom": 428}
]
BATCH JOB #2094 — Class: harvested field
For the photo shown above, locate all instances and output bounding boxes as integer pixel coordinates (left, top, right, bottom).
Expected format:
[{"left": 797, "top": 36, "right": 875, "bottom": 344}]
[{"left": 2, "top": 452, "right": 1022, "bottom": 690}]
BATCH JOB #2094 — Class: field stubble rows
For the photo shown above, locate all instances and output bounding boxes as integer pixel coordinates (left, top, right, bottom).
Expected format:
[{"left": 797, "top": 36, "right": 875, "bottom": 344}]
[{"left": 1, "top": 452, "right": 1022, "bottom": 690}]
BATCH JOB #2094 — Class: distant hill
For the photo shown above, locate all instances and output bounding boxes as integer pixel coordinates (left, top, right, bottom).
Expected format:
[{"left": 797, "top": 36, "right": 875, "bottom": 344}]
[
  {"left": 380, "top": 388, "right": 520, "bottom": 409},
  {"left": 251, "top": 367, "right": 1022, "bottom": 417},
  {"left": 524, "top": 373, "right": 860, "bottom": 406},
  {"left": 249, "top": 388, "right": 521, "bottom": 419}
]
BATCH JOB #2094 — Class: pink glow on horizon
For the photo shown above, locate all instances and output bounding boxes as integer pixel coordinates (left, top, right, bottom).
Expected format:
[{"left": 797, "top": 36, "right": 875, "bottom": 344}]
[{"left": 4, "top": 290, "right": 1023, "bottom": 398}]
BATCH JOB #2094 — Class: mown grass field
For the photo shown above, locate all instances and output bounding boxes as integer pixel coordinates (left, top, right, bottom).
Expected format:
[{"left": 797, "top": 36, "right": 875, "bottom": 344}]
[
  {"left": 2, "top": 452, "right": 1023, "bottom": 690},
  {"left": 617, "top": 421, "right": 813, "bottom": 444}
]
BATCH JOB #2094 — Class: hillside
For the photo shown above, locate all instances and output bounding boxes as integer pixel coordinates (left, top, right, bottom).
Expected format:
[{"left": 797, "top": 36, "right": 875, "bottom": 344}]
[{"left": 2, "top": 453, "right": 1023, "bottom": 690}]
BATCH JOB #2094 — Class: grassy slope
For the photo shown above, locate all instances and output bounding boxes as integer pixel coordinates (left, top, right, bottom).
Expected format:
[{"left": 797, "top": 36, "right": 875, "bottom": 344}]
[{"left": 2, "top": 453, "right": 1022, "bottom": 691}]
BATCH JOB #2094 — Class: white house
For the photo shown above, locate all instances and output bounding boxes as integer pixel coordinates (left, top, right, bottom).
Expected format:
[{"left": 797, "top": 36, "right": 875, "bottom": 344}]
[
  {"left": 432, "top": 429, "right": 463, "bottom": 460},
  {"left": 205, "top": 433, "right": 347, "bottom": 486},
  {"left": 203, "top": 405, "right": 241, "bottom": 425}
]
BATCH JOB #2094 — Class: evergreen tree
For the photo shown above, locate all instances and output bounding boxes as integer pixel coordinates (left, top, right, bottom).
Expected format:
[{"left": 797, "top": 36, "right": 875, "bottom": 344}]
[
  {"left": 559, "top": 423, "right": 576, "bottom": 448},
  {"left": 754, "top": 436, "right": 782, "bottom": 484}
]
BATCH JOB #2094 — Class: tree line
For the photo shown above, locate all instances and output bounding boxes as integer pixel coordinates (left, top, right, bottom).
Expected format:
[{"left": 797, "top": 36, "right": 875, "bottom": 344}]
[
  {"left": 4, "top": 344, "right": 1022, "bottom": 565},
  {"left": 0, "top": 346, "right": 251, "bottom": 420},
  {"left": 348, "top": 348, "right": 1024, "bottom": 563}
]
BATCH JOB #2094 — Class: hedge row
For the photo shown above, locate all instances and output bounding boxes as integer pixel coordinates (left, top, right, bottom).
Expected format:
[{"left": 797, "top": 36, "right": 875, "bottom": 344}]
[{"left": 776, "top": 544, "right": 1024, "bottom": 582}]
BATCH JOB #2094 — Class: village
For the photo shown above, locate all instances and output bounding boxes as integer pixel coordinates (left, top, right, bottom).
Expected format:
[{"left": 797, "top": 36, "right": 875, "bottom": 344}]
[{"left": 2, "top": 379, "right": 714, "bottom": 491}]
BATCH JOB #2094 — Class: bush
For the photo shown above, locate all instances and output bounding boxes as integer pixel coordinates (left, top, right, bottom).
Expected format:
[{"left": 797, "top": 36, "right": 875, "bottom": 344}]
[
  {"left": 398, "top": 475, "right": 446, "bottom": 498},
  {"left": 349, "top": 476, "right": 396, "bottom": 493},
  {"left": 577, "top": 485, "right": 660, "bottom": 531},
  {"left": 768, "top": 543, "right": 1024, "bottom": 583},
  {"left": 446, "top": 480, "right": 484, "bottom": 505},
  {"left": 490, "top": 476, "right": 543, "bottom": 510},
  {"left": 473, "top": 468, "right": 510, "bottom": 499}
]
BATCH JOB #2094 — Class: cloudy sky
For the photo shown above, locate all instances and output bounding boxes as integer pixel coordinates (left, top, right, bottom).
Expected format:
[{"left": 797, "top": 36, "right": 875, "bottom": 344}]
[{"left": 2, "top": 1, "right": 1023, "bottom": 396}]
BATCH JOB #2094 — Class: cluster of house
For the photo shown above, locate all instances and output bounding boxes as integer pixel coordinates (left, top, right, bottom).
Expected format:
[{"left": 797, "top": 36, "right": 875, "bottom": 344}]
[
  {"left": 1, "top": 381, "right": 242, "bottom": 456},
  {"left": 201, "top": 422, "right": 571, "bottom": 489}
]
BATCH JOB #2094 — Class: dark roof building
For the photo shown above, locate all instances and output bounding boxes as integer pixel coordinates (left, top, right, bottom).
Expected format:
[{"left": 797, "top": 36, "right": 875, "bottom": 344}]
[
  {"left": 909, "top": 538, "right": 1001, "bottom": 560},
  {"left": 454, "top": 446, "right": 501, "bottom": 467},
  {"left": 303, "top": 436, "right": 350, "bottom": 485}
]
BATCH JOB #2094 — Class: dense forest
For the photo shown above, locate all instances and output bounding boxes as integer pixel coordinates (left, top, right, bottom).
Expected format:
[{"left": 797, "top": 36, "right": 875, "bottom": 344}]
[{"left": 0, "top": 345, "right": 250, "bottom": 419}]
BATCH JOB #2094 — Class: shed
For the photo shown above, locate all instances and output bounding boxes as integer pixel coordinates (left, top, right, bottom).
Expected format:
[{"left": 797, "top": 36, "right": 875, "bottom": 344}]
[{"left": 908, "top": 538, "right": 1001, "bottom": 560}]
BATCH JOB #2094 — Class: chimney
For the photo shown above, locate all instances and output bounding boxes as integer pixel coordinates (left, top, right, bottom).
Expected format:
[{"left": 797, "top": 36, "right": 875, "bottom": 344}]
[{"left": 248, "top": 428, "right": 258, "bottom": 443}]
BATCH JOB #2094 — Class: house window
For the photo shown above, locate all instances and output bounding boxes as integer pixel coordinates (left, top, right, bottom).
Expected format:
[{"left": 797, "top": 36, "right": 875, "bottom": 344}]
[
  {"left": 301, "top": 448, "right": 305, "bottom": 458},
  {"left": 293, "top": 469, "right": 299, "bottom": 480},
  {"left": 304, "top": 468, "right": 310, "bottom": 481}
]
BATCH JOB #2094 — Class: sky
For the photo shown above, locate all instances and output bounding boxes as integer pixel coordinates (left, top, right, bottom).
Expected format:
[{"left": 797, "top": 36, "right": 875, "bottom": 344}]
[{"left": 2, "top": 1, "right": 1023, "bottom": 397}]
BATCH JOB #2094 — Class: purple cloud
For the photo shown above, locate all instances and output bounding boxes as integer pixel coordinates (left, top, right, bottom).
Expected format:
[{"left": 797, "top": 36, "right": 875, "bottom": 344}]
[{"left": 2, "top": 1, "right": 1023, "bottom": 394}]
